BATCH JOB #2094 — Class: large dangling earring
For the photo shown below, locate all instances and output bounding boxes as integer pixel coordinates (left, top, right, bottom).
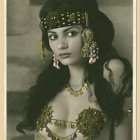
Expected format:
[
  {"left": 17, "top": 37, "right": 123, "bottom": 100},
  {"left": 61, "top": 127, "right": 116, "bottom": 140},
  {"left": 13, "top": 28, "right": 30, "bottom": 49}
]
[
  {"left": 88, "top": 41, "right": 99, "bottom": 64},
  {"left": 82, "top": 28, "right": 99, "bottom": 64},
  {"left": 53, "top": 54, "right": 60, "bottom": 69}
]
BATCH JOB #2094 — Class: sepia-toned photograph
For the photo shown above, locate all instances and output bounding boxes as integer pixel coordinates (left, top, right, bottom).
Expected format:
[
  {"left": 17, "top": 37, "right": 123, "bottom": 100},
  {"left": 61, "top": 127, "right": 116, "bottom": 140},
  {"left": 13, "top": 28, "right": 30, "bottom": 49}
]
[{"left": 7, "top": 0, "right": 133, "bottom": 140}]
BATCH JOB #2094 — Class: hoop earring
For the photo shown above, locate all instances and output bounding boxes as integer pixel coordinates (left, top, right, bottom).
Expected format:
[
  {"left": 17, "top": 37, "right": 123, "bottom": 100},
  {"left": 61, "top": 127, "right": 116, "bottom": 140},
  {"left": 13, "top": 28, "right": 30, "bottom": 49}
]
[
  {"left": 53, "top": 54, "right": 60, "bottom": 69},
  {"left": 82, "top": 28, "right": 99, "bottom": 64}
]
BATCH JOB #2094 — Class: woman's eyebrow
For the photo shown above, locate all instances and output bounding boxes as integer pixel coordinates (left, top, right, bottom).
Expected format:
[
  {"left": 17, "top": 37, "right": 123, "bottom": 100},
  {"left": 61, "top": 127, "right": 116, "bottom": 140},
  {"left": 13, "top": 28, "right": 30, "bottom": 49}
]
[
  {"left": 48, "top": 26, "right": 81, "bottom": 34},
  {"left": 48, "top": 31, "right": 56, "bottom": 34},
  {"left": 63, "top": 26, "right": 81, "bottom": 32}
]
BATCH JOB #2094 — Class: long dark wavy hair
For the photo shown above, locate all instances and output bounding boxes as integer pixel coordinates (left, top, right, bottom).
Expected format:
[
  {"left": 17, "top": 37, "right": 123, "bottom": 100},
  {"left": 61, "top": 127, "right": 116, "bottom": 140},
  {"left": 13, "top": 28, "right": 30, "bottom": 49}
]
[{"left": 16, "top": 0, "right": 132, "bottom": 140}]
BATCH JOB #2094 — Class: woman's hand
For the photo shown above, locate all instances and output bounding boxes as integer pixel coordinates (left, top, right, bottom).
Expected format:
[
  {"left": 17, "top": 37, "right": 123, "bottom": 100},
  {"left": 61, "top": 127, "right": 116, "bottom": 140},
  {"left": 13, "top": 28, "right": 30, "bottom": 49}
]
[{"left": 114, "top": 97, "right": 132, "bottom": 140}]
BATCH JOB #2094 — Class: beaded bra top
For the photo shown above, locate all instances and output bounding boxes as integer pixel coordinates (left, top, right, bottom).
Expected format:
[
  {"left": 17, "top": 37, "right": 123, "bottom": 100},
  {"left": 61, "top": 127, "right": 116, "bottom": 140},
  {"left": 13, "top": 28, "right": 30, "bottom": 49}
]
[{"left": 36, "top": 105, "right": 105, "bottom": 139}]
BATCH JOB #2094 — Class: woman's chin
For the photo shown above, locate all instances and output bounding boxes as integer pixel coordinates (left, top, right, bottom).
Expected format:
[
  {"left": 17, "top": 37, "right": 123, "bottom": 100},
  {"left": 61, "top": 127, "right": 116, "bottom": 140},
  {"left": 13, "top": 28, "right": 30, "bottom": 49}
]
[
  {"left": 58, "top": 55, "right": 84, "bottom": 66},
  {"left": 60, "top": 60, "right": 72, "bottom": 66},
  {"left": 59, "top": 58, "right": 77, "bottom": 66},
  {"left": 60, "top": 59, "right": 84, "bottom": 66}
]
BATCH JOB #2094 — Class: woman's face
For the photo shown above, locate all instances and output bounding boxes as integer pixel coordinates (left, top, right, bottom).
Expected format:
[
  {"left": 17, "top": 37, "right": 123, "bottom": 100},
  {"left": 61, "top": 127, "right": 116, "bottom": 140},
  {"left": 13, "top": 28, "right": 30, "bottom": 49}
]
[{"left": 48, "top": 25, "right": 84, "bottom": 66}]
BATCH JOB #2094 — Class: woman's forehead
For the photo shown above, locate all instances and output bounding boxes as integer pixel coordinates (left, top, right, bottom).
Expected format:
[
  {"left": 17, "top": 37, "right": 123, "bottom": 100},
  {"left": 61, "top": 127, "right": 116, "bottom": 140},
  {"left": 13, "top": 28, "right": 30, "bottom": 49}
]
[{"left": 48, "top": 25, "right": 83, "bottom": 33}]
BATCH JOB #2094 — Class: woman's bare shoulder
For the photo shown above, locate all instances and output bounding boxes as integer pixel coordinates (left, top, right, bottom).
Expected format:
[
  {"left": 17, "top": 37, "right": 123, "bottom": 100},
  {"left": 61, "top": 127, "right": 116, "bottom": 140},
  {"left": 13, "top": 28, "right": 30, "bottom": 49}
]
[
  {"left": 103, "top": 59, "right": 125, "bottom": 84},
  {"left": 103, "top": 59, "right": 125, "bottom": 75}
]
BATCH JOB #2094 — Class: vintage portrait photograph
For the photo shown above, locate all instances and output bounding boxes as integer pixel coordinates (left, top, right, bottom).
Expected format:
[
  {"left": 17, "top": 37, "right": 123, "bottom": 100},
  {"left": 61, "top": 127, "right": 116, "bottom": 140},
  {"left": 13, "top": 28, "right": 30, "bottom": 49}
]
[{"left": 6, "top": 0, "right": 134, "bottom": 140}]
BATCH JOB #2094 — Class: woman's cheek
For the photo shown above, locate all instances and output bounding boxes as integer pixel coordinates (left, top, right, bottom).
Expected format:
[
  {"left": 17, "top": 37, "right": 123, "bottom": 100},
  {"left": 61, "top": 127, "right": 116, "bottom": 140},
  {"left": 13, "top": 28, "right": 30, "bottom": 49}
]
[{"left": 49, "top": 42, "right": 57, "bottom": 52}]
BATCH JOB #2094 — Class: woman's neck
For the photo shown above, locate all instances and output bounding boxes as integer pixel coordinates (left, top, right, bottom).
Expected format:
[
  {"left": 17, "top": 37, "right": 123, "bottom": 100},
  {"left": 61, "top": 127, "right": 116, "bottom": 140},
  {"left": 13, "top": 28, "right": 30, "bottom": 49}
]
[{"left": 68, "top": 63, "right": 87, "bottom": 87}]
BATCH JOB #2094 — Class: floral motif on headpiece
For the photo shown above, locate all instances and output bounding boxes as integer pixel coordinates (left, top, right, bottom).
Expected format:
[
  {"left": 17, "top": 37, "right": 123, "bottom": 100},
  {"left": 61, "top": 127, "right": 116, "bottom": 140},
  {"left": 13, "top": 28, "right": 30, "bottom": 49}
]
[
  {"left": 45, "top": 12, "right": 59, "bottom": 28},
  {"left": 40, "top": 11, "right": 88, "bottom": 30}
]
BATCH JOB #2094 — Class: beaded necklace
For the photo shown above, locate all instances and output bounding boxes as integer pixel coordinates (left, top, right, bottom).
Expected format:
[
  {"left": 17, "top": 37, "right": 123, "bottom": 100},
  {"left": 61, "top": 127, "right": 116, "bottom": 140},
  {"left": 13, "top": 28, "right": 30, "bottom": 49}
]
[{"left": 65, "top": 81, "right": 89, "bottom": 97}]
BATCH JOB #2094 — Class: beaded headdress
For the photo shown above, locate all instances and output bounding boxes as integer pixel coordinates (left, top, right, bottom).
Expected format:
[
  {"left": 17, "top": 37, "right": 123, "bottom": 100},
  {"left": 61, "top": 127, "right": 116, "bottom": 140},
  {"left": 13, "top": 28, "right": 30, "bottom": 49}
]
[{"left": 40, "top": 11, "right": 89, "bottom": 30}]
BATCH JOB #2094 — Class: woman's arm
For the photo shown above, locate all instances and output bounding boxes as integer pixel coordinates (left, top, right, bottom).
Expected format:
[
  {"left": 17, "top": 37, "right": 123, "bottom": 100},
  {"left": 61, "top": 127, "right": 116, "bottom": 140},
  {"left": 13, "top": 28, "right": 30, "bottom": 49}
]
[
  {"left": 103, "top": 58, "right": 132, "bottom": 140},
  {"left": 114, "top": 96, "right": 132, "bottom": 140}
]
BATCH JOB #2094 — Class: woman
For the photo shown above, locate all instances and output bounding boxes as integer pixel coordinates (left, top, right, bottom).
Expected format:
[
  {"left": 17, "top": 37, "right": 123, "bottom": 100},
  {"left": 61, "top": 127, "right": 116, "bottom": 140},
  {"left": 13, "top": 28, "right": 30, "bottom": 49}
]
[{"left": 17, "top": 0, "right": 132, "bottom": 139}]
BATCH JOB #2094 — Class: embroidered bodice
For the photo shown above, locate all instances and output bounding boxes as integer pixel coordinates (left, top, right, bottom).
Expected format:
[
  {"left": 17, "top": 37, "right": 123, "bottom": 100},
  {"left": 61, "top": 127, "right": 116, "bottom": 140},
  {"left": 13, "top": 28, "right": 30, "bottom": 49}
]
[{"left": 36, "top": 105, "right": 105, "bottom": 139}]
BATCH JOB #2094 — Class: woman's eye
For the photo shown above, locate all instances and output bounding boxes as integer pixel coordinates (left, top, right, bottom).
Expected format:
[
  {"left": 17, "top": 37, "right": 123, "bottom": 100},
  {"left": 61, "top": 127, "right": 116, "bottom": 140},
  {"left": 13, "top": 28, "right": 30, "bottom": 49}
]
[
  {"left": 48, "top": 35, "right": 57, "bottom": 40},
  {"left": 67, "top": 31, "right": 77, "bottom": 37}
]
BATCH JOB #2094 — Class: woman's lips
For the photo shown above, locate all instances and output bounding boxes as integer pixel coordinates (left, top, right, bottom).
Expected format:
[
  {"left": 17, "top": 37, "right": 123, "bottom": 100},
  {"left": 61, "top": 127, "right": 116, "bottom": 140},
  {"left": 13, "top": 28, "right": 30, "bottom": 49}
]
[{"left": 59, "top": 53, "right": 71, "bottom": 58}]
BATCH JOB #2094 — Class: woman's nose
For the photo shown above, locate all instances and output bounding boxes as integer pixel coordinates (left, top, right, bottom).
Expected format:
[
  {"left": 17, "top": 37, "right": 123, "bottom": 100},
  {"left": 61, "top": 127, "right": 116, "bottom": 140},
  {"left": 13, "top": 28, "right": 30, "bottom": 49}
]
[{"left": 57, "top": 37, "right": 68, "bottom": 49}]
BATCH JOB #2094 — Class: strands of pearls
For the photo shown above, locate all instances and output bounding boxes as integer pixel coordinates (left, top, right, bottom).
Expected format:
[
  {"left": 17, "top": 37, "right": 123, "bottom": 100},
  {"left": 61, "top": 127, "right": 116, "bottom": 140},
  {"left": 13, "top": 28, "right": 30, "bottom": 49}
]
[
  {"left": 89, "top": 41, "right": 99, "bottom": 64},
  {"left": 65, "top": 81, "right": 89, "bottom": 97}
]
